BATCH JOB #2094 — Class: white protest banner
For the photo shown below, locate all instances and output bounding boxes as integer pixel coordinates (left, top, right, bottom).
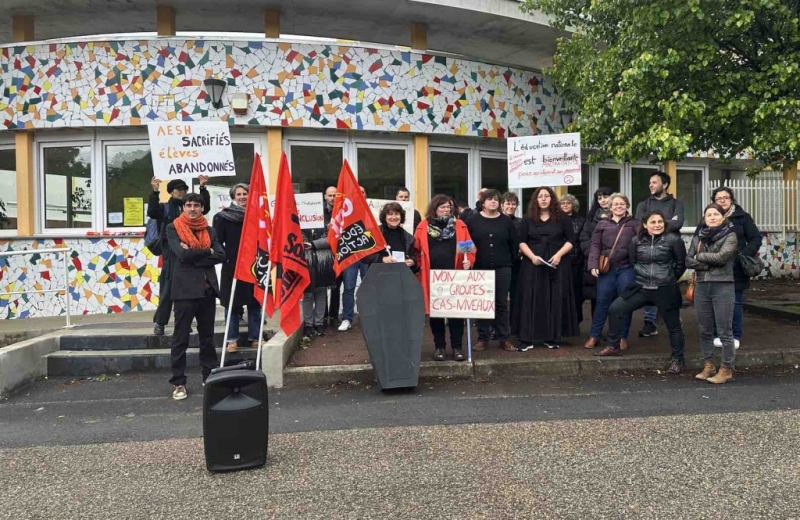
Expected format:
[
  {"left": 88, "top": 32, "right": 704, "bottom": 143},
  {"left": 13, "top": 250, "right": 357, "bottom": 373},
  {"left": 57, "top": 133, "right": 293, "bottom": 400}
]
[
  {"left": 269, "top": 192, "right": 325, "bottom": 229},
  {"left": 429, "top": 269, "right": 495, "bottom": 319},
  {"left": 507, "top": 132, "right": 581, "bottom": 188},
  {"left": 367, "top": 199, "right": 415, "bottom": 235},
  {"left": 148, "top": 121, "right": 236, "bottom": 179}
]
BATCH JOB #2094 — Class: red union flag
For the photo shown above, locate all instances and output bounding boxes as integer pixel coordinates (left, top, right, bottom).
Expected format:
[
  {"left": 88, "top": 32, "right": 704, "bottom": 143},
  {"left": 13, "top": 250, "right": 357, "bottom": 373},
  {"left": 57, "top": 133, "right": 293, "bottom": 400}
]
[
  {"left": 327, "top": 159, "right": 387, "bottom": 276},
  {"left": 268, "top": 152, "right": 310, "bottom": 336},
  {"left": 233, "top": 153, "right": 273, "bottom": 314}
]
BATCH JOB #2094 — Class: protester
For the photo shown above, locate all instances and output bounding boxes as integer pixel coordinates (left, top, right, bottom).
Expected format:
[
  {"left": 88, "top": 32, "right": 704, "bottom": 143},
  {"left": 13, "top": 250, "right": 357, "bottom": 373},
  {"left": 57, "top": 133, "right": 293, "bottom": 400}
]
[
  {"left": 467, "top": 190, "right": 519, "bottom": 351},
  {"left": 148, "top": 175, "right": 210, "bottom": 335},
  {"left": 414, "top": 195, "right": 475, "bottom": 361},
  {"left": 324, "top": 186, "right": 341, "bottom": 326},
  {"left": 559, "top": 194, "right": 586, "bottom": 324},
  {"left": 579, "top": 187, "right": 613, "bottom": 321},
  {"left": 363, "top": 202, "right": 418, "bottom": 270},
  {"left": 396, "top": 187, "right": 422, "bottom": 231},
  {"left": 634, "top": 172, "right": 685, "bottom": 337},
  {"left": 213, "top": 183, "right": 261, "bottom": 353},
  {"left": 708, "top": 187, "right": 762, "bottom": 349},
  {"left": 585, "top": 194, "right": 638, "bottom": 351},
  {"left": 302, "top": 216, "right": 336, "bottom": 339},
  {"left": 598, "top": 211, "right": 687, "bottom": 375},
  {"left": 165, "top": 193, "right": 225, "bottom": 400},
  {"left": 502, "top": 192, "right": 523, "bottom": 333},
  {"left": 515, "top": 187, "right": 578, "bottom": 350},
  {"left": 338, "top": 185, "right": 370, "bottom": 332},
  {"left": 686, "top": 203, "right": 738, "bottom": 384},
  {"left": 459, "top": 188, "right": 487, "bottom": 222}
]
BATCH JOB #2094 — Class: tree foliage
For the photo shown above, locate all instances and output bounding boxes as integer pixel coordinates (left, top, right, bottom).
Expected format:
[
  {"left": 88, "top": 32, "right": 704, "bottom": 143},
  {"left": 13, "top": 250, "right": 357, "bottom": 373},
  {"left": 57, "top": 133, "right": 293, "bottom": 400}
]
[{"left": 521, "top": 0, "right": 800, "bottom": 171}]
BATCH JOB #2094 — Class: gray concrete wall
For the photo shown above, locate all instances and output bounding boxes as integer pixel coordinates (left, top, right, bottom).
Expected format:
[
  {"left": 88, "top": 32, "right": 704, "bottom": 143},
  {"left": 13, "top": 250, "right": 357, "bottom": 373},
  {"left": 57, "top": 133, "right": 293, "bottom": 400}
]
[{"left": 0, "top": 334, "right": 60, "bottom": 397}]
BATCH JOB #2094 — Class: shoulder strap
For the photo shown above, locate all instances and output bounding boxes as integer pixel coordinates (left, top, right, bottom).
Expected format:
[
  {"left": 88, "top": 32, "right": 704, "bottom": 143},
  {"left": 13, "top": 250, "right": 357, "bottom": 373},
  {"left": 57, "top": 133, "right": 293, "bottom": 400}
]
[{"left": 607, "top": 222, "right": 626, "bottom": 257}]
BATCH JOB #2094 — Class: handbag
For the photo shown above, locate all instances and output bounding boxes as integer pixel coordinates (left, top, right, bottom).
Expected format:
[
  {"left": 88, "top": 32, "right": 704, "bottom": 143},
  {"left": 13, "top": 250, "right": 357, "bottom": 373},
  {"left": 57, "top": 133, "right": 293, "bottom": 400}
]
[
  {"left": 598, "top": 224, "right": 625, "bottom": 274},
  {"left": 144, "top": 202, "right": 170, "bottom": 256},
  {"left": 685, "top": 240, "right": 702, "bottom": 303},
  {"left": 739, "top": 253, "right": 764, "bottom": 278}
]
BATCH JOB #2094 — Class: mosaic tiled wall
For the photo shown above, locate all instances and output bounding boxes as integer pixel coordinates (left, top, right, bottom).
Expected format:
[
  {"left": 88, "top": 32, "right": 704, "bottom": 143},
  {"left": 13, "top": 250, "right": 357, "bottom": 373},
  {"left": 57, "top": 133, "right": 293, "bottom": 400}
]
[
  {"left": 0, "top": 39, "right": 570, "bottom": 137},
  {"left": 0, "top": 237, "right": 161, "bottom": 319}
]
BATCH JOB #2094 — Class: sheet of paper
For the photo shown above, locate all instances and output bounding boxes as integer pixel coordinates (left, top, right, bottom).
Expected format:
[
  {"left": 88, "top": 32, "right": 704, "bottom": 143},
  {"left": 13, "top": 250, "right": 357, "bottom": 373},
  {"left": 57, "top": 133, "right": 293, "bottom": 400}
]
[{"left": 392, "top": 251, "right": 406, "bottom": 262}]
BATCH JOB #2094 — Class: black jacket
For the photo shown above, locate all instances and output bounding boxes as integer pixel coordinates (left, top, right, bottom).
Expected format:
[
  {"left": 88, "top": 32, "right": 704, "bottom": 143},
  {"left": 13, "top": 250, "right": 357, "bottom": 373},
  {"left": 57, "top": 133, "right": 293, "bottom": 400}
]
[
  {"left": 630, "top": 232, "right": 687, "bottom": 289},
  {"left": 147, "top": 187, "right": 211, "bottom": 222},
  {"left": 363, "top": 225, "right": 419, "bottom": 273},
  {"left": 634, "top": 194, "right": 684, "bottom": 234},
  {"left": 165, "top": 223, "right": 226, "bottom": 300},
  {"left": 303, "top": 226, "right": 337, "bottom": 290},
  {"left": 212, "top": 212, "right": 257, "bottom": 308},
  {"left": 579, "top": 207, "right": 611, "bottom": 298}
]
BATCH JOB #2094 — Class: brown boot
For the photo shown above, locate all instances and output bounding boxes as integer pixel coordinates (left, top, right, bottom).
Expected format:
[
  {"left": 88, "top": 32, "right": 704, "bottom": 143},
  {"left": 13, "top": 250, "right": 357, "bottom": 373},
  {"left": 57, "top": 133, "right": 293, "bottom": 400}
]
[
  {"left": 473, "top": 341, "right": 487, "bottom": 352},
  {"left": 707, "top": 366, "right": 734, "bottom": 384},
  {"left": 695, "top": 361, "right": 716, "bottom": 381},
  {"left": 583, "top": 337, "right": 598, "bottom": 349},
  {"left": 619, "top": 338, "right": 629, "bottom": 351}
]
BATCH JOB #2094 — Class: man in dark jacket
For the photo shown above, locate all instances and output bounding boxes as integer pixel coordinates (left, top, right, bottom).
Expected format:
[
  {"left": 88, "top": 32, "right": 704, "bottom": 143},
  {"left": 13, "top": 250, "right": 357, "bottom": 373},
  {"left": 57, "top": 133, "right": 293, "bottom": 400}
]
[
  {"left": 396, "top": 187, "right": 422, "bottom": 231},
  {"left": 634, "top": 171, "right": 684, "bottom": 337},
  {"left": 165, "top": 192, "right": 225, "bottom": 400},
  {"left": 148, "top": 175, "right": 211, "bottom": 335},
  {"left": 459, "top": 188, "right": 487, "bottom": 223}
]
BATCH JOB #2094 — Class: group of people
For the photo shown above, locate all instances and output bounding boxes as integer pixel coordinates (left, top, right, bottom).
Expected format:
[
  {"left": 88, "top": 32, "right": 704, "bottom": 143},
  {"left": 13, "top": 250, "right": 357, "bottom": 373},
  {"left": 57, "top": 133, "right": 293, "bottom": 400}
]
[{"left": 147, "top": 170, "right": 762, "bottom": 399}]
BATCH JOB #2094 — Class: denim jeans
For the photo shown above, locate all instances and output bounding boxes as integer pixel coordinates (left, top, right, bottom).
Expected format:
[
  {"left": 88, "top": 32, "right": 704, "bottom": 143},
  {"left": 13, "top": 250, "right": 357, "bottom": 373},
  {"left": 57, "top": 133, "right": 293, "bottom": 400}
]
[
  {"left": 341, "top": 261, "right": 368, "bottom": 322},
  {"left": 695, "top": 282, "right": 735, "bottom": 368},
  {"left": 590, "top": 266, "right": 635, "bottom": 340},
  {"left": 643, "top": 305, "right": 658, "bottom": 324},
  {"left": 225, "top": 303, "right": 262, "bottom": 342}
]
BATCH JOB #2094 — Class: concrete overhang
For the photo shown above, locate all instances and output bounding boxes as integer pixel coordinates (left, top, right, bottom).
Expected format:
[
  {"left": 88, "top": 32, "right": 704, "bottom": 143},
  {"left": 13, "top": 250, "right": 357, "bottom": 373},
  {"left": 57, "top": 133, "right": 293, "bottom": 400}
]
[{"left": 0, "top": 0, "right": 566, "bottom": 69}]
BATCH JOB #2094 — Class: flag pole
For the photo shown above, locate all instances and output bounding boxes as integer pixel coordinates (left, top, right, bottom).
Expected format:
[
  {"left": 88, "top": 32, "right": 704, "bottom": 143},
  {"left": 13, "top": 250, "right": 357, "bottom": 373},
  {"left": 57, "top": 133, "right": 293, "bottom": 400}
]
[
  {"left": 219, "top": 279, "right": 238, "bottom": 368},
  {"left": 255, "top": 260, "right": 272, "bottom": 372}
]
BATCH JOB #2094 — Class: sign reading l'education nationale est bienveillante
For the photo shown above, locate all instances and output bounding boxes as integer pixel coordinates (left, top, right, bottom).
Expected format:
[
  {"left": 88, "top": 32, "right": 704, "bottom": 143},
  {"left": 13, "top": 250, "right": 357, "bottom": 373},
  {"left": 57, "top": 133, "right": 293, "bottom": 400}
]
[
  {"left": 429, "top": 269, "right": 496, "bottom": 319},
  {"left": 148, "top": 121, "right": 236, "bottom": 179},
  {"left": 507, "top": 132, "right": 582, "bottom": 188}
]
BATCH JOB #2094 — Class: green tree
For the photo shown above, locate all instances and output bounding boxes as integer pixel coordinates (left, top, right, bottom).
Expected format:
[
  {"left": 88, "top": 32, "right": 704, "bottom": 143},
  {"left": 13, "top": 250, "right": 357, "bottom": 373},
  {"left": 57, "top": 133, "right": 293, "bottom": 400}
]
[{"left": 521, "top": 0, "right": 800, "bottom": 172}]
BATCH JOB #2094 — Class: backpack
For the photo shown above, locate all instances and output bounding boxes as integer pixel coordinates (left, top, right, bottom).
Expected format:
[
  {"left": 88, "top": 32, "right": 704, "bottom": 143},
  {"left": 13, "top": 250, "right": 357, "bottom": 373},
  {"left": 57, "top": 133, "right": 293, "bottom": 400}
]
[{"left": 144, "top": 202, "right": 171, "bottom": 256}]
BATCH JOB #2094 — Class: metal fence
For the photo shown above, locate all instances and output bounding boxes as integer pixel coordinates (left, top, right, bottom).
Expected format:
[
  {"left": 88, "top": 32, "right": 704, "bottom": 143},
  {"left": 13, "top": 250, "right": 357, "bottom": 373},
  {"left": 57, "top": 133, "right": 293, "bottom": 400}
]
[
  {"left": 709, "top": 179, "right": 798, "bottom": 235},
  {"left": 0, "top": 248, "right": 74, "bottom": 327}
]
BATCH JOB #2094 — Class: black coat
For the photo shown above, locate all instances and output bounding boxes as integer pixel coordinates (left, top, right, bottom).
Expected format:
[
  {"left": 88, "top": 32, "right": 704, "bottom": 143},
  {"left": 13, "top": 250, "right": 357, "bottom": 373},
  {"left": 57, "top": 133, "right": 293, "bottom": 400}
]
[
  {"left": 579, "top": 207, "right": 611, "bottom": 299},
  {"left": 213, "top": 212, "right": 258, "bottom": 308},
  {"left": 363, "top": 225, "right": 419, "bottom": 273},
  {"left": 165, "top": 223, "right": 226, "bottom": 300},
  {"left": 726, "top": 206, "right": 763, "bottom": 291},
  {"left": 303, "top": 227, "right": 337, "bottom": 290},
  {"left": 630, "top": 232, "right": 687, "bottom": 289}
]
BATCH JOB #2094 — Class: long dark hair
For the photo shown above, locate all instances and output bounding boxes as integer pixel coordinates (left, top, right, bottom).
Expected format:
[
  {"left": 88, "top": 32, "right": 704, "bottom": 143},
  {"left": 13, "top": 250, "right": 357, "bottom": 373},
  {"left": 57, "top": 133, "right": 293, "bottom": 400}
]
[
  {"left": 527, "top": 187, "right": 560, "bottom": 222},
  {"left": 425, "top": 194, "right": 453, "bottom": 222},
  {"left": 586, "top": 186, "right": 613, "bottom": 219},
  {"left": 710, "top": 187, "right": 737, "bottom": 205}
]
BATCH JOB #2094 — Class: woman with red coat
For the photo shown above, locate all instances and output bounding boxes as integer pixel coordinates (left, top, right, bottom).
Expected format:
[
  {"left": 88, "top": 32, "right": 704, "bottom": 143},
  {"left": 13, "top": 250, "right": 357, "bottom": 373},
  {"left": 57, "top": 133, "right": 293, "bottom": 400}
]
[{"left": 415, "top": 194, "right": 476, "bottom": 362}]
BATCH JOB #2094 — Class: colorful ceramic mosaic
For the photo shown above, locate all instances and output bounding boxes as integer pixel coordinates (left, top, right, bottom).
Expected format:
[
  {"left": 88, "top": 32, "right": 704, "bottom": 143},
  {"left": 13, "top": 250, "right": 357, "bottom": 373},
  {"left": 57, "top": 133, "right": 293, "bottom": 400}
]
[
  {"left": 0, "top": 237, "right": 161, "bottom": 319},
  {"left": 0, "top": 39, "right": 570, "bottom": 137},
  {"left": 763, "top": 232, "right": 798, "bottom": 278}
]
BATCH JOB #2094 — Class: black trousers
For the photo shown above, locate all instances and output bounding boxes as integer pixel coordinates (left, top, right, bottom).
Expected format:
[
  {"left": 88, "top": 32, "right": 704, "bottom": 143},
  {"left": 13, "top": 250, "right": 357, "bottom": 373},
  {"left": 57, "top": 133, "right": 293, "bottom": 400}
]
[
  {"left": 607, "top": 287, "right": 685, "bottom": 360},
  {"left": 327, "top": 276, "right": 342, "bottom": 323},
  {"left": 477, "top": 266, "right": 512, "bottom": 342},
  {"left": 170, "top": 294, "right": 218, "bottom": 386},
  {"left": 154, "top": 251, "right": 175, "bottom": 326},
  {"left": 430, "top": 317, "right": 464, "bottom": 351}
]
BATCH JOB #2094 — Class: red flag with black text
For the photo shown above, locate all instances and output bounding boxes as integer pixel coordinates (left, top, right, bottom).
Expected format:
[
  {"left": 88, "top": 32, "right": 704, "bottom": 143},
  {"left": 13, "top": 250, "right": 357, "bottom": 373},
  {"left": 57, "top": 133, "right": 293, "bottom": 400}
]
[
  {"left": 327, "top": 159, "right": 387, "bottom": 276},
  {"left": 233, "top": 153, "right": 274, "bottom": 316},
  {"left": 268, "top": 153, "right": 310, "bottom": 335}
]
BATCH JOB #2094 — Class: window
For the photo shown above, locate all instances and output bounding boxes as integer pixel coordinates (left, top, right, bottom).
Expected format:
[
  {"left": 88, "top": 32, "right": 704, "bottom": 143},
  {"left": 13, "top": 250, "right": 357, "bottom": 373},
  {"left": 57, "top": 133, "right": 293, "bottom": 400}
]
[
  {"left": 289, "top": 144, "right": 344, "bottom": 194},
  {"left": 0, "top": 149, "right": 16, "bottom": 231},
  {"left": 431, "top": 150, "right": 469, "bottom": 207},
  {"left": 480, "top": 156, "right": 508, "bottom": 194},
  {"left": 43, "top": 145, "right": 92, "bottom": 230},
  {"left": 567, "top": 164, "right": 590, "bottom": 216},
  {"left": 357, "top": 147, "right": 406, "bottom": 199},
  {"left": 677, "top": 168, "right": 704, "bottom": 227},
  {"left": 598, "top": 166, "right": 622, "bottom": 193},
  {"left": 631, "top": 166, "right": 661, "bottom": 208},
  {"left": 104, "top": 144, "right": 153, "bottom": 228}
]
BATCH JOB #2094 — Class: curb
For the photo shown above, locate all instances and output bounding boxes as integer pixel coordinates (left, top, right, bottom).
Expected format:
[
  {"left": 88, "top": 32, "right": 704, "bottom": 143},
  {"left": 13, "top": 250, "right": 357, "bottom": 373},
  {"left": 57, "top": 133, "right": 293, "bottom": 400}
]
[{"left": 283, "top": 348, "right": 800, "bottom": 387}]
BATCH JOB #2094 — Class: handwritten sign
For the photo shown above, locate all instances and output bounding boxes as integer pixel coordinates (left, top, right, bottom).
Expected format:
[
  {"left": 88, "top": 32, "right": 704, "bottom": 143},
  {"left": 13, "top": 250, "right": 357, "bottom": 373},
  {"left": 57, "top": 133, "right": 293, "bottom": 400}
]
[
  {"left": 507, "top": 132, "right": 582, "bottom": 188},
  {"left": 429, "top": 269, "right": 495, "bottom": 319},
  {"left": 148, "top": 122, "right": 236, "bottom": 179},
  {"left": 269, "top": 192, "right": 325, "bottom": 230},
  {"left": 123, "top": 197, "right": 144, "bottom": 227},
  {"left": 367, "top": 199, "right": 415, "bottom": 234}
]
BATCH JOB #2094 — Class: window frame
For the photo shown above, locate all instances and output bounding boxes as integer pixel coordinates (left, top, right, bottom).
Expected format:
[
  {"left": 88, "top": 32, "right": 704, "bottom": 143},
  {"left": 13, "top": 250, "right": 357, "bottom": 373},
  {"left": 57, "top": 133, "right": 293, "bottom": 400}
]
[
  {"left": 675, "top": 163, "right": 708, "bottom": 233},
  {"left": 99, "top": 137, "right": 152, "bottom": 233},
  {"left": 428, "top": 145, "right": 471, "bottom": 208},
  {"left": 0, "top": 138, "right": 16, "bottom": 237}
]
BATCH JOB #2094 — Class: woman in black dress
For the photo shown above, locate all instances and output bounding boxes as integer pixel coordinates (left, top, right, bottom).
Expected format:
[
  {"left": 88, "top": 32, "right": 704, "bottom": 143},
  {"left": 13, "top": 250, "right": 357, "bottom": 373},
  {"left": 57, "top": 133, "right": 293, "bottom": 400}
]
[{"left": 515, "top": 187, "right": 579, "bottom": 350}]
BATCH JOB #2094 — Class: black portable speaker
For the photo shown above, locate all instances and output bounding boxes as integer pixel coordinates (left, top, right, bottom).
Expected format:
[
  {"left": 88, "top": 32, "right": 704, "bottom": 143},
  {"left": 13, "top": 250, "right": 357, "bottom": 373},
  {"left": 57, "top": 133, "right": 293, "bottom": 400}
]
[{"left": 202, "top": 360, "right": 269, "bottom": 472}]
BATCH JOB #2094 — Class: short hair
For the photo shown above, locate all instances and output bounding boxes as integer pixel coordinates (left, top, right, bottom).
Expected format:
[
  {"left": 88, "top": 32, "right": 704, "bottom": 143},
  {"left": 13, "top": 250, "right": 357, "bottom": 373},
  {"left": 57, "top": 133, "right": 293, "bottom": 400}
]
[
  {"left": 396, "top": 187, "right": 411, "bottom": 196},
  {"left": 183, "top": 192, "right": 205, "bottom": 207},
  {"left": 559, "top": 193, "right": 580, "bottom": 215},
  {"left": 501, "top": 191, "right": 519, "bottom": 205},
  {"left": 711, "top": 186, "right": 736, "bottom": 204},
  {"left": 379, "top": 202, "right": 406, "bottom": 226},
  {"left": 479, "top": 189, "right": 501, "bottom": 204},
  {"left": 425, "top": 194, "right": 453, "bottom": 222},
  {"left": 527, "top": 187, "right": 560, "bottom": 222},
  {"left": 229, "top": 183, "right": 249, "bottom": 199},
  {"left": 608, "top": 192, "right": 630, "bottom": 209},
  {"left": 639, "top": 210, "right": 667, "bottom": 235},
  {"left": 651, "top": 171, "right": 671, "bottom": 188}
]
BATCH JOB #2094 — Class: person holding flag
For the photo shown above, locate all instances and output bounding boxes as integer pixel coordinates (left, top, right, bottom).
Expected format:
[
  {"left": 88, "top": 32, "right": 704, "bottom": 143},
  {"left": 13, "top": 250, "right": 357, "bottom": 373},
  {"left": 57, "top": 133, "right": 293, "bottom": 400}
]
[{"left": 327, "top": 160, "right": 388, "bottom": 332}]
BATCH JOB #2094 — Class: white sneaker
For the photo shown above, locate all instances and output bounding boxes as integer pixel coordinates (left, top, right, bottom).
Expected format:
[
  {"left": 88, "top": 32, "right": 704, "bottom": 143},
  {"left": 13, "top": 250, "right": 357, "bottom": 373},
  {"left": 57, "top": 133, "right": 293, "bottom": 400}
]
[
  {"left": 338, "top": 319, "right": 352, "bottom": 332},
  {"left": 713, "top": 338, "right": 722, "bottom": 348},
  {"left": 735, "top": 339, "right": 740, "bottom": 350},
  {"left": 172, "top": 385, "right": 187, "bottom": 400}
]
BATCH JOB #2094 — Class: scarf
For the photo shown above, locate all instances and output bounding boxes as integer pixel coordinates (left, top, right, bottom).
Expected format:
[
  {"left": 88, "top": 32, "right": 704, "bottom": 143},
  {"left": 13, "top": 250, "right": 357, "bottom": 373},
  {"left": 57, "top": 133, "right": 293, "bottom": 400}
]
[
  {"left": 216, "top": 202, "right": 245, "bottom": 223},
  {"left": 724, "top": 204, "right": 736, "bottom": 219},
  {"left": 697, "top": 220, "right": 733, "bottom": 245},
  {"left": 173, "top": 212, "right": 211, "bottom": 249},
  {"left": 427, "top": 217, "right": 456, "bottom": 241}
]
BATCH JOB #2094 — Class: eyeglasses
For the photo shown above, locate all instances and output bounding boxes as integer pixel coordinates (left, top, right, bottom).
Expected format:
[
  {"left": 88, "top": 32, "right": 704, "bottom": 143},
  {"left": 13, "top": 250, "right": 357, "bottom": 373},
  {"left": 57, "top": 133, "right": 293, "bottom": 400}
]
[{"left": 715, "top": 196, "right": 731, "bottom": 202}]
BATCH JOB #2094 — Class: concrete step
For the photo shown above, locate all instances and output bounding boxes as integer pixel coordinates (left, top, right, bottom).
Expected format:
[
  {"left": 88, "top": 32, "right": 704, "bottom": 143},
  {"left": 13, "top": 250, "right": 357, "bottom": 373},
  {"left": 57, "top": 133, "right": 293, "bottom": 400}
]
[
  {"left": 59, "top": 330, "right": 275, "bottom": 351},
  {"left": 46, "top": 348, "right": 258, "bottom": 377}
]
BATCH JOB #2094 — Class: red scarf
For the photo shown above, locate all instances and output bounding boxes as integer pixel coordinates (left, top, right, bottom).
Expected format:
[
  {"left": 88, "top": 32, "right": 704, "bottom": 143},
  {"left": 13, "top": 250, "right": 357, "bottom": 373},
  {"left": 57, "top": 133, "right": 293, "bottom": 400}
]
[{"left": 173, "top": 213, "right": 211, "bottom": 249}]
